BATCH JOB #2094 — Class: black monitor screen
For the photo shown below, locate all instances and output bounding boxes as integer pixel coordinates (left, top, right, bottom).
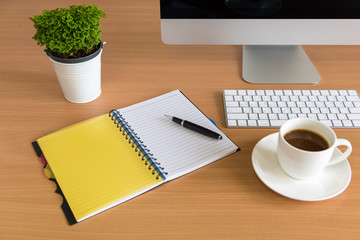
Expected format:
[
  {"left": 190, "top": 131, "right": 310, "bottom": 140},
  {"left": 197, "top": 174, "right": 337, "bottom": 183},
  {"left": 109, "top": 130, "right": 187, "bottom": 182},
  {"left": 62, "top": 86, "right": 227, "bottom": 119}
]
[{"left": 160, "top": 0, "right": 360, "bottom": 19}]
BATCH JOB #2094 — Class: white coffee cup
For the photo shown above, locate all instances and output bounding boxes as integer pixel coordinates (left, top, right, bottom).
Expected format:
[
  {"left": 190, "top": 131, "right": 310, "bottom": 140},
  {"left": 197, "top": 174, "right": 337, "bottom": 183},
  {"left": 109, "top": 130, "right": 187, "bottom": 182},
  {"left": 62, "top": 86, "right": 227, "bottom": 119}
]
[{"left": 277, "top": 118, "right": 352, "bottom": 180}]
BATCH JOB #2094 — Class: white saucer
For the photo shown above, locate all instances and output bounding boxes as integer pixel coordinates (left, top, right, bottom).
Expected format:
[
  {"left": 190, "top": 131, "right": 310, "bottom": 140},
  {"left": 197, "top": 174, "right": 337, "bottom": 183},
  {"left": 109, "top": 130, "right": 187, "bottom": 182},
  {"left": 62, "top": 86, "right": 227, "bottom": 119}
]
[{"left": 252, "top": 133, "right": 352, "bottom": 201}]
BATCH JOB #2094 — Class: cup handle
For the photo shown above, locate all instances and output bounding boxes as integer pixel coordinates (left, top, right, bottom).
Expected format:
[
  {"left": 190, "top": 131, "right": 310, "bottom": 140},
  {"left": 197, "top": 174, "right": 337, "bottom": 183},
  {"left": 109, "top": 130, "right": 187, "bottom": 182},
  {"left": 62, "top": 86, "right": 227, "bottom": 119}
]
[{"left": 327, "top": 139, "right": 352, "bottom": 166}]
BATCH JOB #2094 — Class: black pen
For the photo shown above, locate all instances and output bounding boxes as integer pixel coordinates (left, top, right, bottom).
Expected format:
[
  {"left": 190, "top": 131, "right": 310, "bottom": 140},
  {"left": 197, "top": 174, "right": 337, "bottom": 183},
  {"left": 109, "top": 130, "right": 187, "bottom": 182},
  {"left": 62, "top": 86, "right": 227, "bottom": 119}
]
[{"left": 165, "top": 115, "right": 222, "bottom": 140}]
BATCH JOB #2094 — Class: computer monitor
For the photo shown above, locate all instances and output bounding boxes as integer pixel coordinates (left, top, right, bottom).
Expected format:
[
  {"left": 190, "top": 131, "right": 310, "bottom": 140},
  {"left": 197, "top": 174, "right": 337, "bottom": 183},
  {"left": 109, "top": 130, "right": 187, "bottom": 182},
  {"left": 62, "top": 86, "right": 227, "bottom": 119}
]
[{"left": 160, "top": 0, "right": 360, "bottom": 84}]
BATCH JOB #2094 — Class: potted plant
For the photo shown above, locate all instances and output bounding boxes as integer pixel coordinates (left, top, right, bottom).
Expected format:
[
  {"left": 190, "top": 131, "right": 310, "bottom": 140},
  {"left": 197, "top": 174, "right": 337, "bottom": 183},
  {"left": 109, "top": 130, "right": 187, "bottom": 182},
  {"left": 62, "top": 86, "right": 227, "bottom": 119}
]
[{"left": 30, "top": 4, "right": 107, "bottom": 103}]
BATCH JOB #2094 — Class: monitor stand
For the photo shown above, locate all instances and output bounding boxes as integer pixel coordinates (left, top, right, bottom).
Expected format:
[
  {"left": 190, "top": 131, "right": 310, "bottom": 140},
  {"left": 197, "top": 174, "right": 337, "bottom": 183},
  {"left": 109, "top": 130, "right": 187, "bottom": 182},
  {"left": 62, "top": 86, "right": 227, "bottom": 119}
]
[{"left": 242, "top": 45, "right": 321, "bottom": 84}]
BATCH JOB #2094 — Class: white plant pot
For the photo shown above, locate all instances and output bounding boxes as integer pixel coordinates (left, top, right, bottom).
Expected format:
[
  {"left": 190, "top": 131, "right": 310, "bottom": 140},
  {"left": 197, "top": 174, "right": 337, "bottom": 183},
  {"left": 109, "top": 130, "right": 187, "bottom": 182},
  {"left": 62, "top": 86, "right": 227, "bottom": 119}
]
[{"left": 47, "top": 41, "right": 104, "bottom": 103}]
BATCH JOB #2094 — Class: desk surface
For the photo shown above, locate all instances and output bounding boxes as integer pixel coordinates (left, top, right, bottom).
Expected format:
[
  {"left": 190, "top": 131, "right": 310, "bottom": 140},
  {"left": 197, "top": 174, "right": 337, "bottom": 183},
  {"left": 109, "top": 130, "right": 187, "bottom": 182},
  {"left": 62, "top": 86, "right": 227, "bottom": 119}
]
[{"left": 1, "top": 0, "right": 360, "bottom": 239}]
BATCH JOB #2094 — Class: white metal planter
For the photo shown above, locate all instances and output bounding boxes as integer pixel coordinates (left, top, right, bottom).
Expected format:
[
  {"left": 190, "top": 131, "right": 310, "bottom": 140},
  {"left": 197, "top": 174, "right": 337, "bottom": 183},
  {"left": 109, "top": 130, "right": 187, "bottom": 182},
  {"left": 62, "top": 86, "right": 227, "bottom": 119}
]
[{"left": 46, "top": 41, "right": 104, "bottom": 103}]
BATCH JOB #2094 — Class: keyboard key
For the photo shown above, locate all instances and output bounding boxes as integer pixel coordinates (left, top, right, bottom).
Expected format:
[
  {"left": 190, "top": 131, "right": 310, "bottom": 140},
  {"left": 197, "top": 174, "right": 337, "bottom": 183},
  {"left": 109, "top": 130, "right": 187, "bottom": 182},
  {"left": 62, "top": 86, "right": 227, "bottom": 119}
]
[
  {"left": 301, "top": 108, "right": 310, "bottom": 113},
  {"left": 347, "top": 114, "right": 360, "bottom": 120},
  {"left": 253, "top": 108, "right": 262, "bottom": 113},
  {"left": 253, "top": 96, "right": 262, "bottom": 102},
  {"left": 256, "top": 90, "right": 265, "bottom": 95},
  {"left": 290, "top": 96, "right": 299, "bottom": 102},
  {"left": 262, "top": 107, "right": 272, "bottom": 113},
  {"left": 281, "top": 96, "right": 290, "bottom": 101},
  {"left": 320, "top": 120, "right": 332, "bottom": 126},
  {"left": 238, "top": 90, "right": 247, "bottom": 95},
  {"left": 325, "top": 101, "right": 335, "bottom": 108},
  {"left": 312, "top": 90, "right": 321, "bottom": 95},
  {"left": 228, "top": 113, "right": 248, "bottom": 120},
  {"left": 327, "top": 114, "right": 337, "bottom": 120},
  {"left": 297, "top": 102, "right": 306, "bottom": 108},
  {"left": 275, "top": 90, "right": 283, "bottom": 95},
  {"left": 348, "top": 90, "right": 358, "bottom": 96},
  {"left": 278, "top": 102, "right": 287, "bottom": 107},
  {"left": 271, "top": 95, "right": 280, "bottom": 101},
  {"left": 353, "top": 120, "right": 360, "bottom": 127},
  {"left": 248, "top": 90, "right": 256, "bottom": 95},
  {"left": 335, "top": 102, "right": 344, "bottom": 108},
  {"left": 344, "top": 102, "right": 354, "bottom": 108},
  {"left": 349, "top": 108, "right": 360, "bottom": 113},
  {"left": 284, "top": 90, "right": 293, "bottom": 95},
  {"left": 227, "top": 120, "right": 237, "bottom": 127},
  {"left": 318, "top": 114, "right": 327, "bottom": 120},
  {"left": 339, "top": 90, "right": 348, "bottom": 96},
  {"left": 320, "top": 90, "right": 330, "bottom": 95},
  {"left": 237, "top": 120, "right": 247, "bottom": 126},
  {"left": 258, "top": 120, "right": 270, "bottom": 127},
  {"left": 226, "top": 101, "right": 239, "bottom": 107},
  {"left": 288, "top": 114, "right": 298, "bottom": 119},
  {"left": 225, "top": 95, "right": 233, "bottom": 101},
  {"left": 259, "top": 114, "right": 269, "bottom": 120},
  {"left": 307, "top": 113, "right": 317, "bottom": 120},
  {"left": 343, "top": 120, "right": 353, "bottom": 127},
  {"left": 340, "top": 107, "right": 349, "bottom": 113},
  {"left": 330, "top": 107, "right": 340, "bottom": 113},
  {"left": 293, "top": 90, "right": 302, "bottom": 95},
  {"left": 249, "top": 114, "right": 258, "bottom": 120},
  {"left": 248, "top": 120, "right": 257, "bottom": 126},
  {"left": 327, "top": 96, "right": 337, "bottom": 101},
  {"left": 332, "top": 120, "right": 343, "bottom": 127},
  {"left": 249, "top": 102, "right": 258, "bottom": 107},
  {"left": 244, "top": 96, "right": 252, "bottom": 101},
  {"left": 278, "top": 114, "right": 288, "bottom": 120},
  {"left": 262, "top": 95, "right": 271, "bottom": 101},
  {"left": 290, "top": 107, "right": 301, "bottom": 113},
  {"left": 269, "top": 102, "right": 277, "bottom": 107},
  {"left": 224, "top": 90, "right": 237, "bottom": 95},
  {"left": 287, "top": 102, "right": 297, "bottom": 107},
  {"left": 299, "top": 96, "right": 308, "bottom": 101},
  {"left": 329, "top": 90, "right": 339, "bottom": 95},
  {"left": 259, "top": 102, "right": 268, "bottom": 108},
  {"left": 234, "top": 95, "right": 242, "bottom": 101},
  {"left": 346, "top": 96, "right": 360, "bottom": 102},
  {"left": 338, "top": 114, "right": 347, "bottom": 120},
  {"left": 337, "top": 96, "right": 346, "bottom": 102},
  {"left": 320, "top": 108, "right": 330, "bottom": 114},
  {"left": 270, "top": 120, "right": 287, "bottom": 127},
  {"left": 265, "top": 90, "right": 274, "bottom": 95},
  {"left": 302, "top": 90, "right": 311, "bottom": 95},
  {"left": 310, "top": 107, "right": 320, "bottom": 113},
  {"left": 318, "top": 96, "right": 328, "bottom": 102},
  {"left": 243, "top": 107, "right": 252, "bottom": 113},
  {"left": 227, "top": 108, "right": 242, "bottom": 113}
]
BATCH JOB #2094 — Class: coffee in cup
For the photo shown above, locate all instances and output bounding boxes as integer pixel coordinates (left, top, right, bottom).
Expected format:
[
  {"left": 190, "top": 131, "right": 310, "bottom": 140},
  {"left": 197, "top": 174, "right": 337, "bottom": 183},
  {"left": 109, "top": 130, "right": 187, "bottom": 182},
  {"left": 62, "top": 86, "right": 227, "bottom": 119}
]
[
  {"left": 277, "top": 118, "right": 352, "bottom": 180},
  {"left": 284, "top": 129, "right": 329, "bottom": 152}
]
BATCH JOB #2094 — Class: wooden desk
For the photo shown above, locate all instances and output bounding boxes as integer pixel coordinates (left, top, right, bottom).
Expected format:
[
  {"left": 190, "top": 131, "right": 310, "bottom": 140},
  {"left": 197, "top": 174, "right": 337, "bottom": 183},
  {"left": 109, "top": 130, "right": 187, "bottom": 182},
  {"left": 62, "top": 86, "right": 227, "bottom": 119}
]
[{"left": 1, "top": 1, "right": 359, "bottom": 239}]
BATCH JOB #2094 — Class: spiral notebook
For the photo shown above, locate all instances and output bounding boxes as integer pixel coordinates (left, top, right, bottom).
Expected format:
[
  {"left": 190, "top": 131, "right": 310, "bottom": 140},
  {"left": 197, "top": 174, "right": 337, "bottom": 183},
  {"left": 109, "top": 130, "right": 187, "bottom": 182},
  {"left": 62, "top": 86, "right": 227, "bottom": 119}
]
[{"left": 34, "top": 90, "right": 239, "bottom": 224}]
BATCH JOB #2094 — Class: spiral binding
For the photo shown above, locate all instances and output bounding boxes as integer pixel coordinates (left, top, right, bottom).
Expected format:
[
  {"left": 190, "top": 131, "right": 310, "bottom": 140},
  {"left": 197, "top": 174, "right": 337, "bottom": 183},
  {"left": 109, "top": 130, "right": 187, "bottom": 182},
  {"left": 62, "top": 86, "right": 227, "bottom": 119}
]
[{"left": 108, "top": 109, "right": 167, "bottom": 180}]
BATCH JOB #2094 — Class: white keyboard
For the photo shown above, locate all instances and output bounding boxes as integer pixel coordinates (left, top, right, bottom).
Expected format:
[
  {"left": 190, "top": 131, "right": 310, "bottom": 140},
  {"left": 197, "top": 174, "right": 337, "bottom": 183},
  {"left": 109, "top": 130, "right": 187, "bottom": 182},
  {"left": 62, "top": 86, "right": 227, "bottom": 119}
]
[{"left": 223, "top": 89, "right": 360, "bottom": 128}]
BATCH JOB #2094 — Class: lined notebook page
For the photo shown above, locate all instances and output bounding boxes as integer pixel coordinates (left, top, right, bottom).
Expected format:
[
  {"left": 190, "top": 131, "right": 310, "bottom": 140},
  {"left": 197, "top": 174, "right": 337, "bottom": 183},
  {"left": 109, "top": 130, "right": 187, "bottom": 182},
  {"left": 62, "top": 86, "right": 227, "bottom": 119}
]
[
  {"left": 37, "top": 114, "right": 163, "bottom": 222},
  {"left": 118, "top": 90, "right": 239, "bottom": 181}
]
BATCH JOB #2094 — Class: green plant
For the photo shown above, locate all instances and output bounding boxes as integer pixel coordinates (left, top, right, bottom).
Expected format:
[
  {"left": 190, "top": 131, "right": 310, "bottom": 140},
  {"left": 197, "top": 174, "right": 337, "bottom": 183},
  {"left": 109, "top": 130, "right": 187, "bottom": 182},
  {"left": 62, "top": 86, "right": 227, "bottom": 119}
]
[{"left": 30, "top": 4, "right": 106, "bottom": 59}]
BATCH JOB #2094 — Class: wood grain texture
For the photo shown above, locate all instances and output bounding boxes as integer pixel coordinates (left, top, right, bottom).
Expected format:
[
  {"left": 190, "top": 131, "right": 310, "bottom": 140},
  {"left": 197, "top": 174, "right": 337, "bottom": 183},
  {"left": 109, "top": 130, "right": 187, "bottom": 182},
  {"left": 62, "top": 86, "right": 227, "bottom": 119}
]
[{"left": 1, "top": 0, "right": 359, "bottom": 239}]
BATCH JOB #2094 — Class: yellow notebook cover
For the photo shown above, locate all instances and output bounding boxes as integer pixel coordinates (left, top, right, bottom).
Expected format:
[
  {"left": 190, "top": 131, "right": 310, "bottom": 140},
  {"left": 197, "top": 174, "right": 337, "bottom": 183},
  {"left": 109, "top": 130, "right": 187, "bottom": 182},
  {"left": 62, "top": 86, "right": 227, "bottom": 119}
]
[{"left": 37, "top": 114, "right": 163, "bottom": 222}]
